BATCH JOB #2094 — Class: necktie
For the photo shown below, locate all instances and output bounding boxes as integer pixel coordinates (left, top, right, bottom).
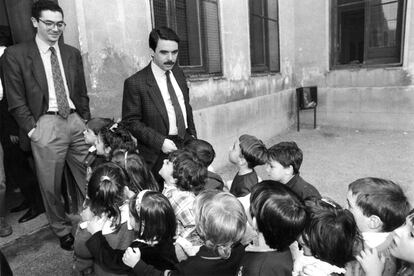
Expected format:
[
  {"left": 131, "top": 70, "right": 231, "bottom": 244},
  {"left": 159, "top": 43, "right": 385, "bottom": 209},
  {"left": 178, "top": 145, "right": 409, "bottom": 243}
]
[
  {"left": 166, "top": 71, "right": 186, "bottom": 138},
  {"left": 50, "top": 47, "right": 70, "bottom": 118}
]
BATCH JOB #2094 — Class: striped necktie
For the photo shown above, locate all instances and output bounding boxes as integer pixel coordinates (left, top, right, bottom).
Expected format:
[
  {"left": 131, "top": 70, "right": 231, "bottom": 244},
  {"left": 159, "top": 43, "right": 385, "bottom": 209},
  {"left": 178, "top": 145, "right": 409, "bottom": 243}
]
[{"left": 166, "top": 71, "right": 186, "bottom": 138}]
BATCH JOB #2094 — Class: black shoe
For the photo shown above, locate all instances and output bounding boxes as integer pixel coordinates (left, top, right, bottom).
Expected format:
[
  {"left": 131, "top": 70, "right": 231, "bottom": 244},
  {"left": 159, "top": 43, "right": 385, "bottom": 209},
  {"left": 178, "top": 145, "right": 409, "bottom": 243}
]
[
  {"left": 10, "top": 201, "right": 29, "bottom": 213},
  {"left": 18, "top": 208, "right": 42, "bottom": 223},
  {"left": 59, "top": 233, "right": 74, "bottom": 251}
]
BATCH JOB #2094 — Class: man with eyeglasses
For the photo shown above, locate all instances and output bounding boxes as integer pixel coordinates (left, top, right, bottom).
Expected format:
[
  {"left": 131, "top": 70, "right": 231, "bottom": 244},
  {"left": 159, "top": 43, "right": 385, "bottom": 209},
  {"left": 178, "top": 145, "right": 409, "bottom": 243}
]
[{"left": 3, "top": 1, "right": 90, "bottom": 251}]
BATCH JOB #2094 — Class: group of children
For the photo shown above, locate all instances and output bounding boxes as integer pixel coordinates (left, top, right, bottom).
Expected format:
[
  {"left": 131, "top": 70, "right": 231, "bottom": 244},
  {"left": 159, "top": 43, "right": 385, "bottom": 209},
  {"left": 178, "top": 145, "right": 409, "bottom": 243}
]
[{"left": 72, "top": 117, "right": 414, "bottom": 276}]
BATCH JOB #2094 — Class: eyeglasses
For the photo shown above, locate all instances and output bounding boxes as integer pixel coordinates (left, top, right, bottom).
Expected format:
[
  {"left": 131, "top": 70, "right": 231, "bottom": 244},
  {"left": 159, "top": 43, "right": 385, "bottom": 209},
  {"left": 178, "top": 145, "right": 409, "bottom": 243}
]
[{"left": 38, "top": 18, "right": 66, "bottom": 29}]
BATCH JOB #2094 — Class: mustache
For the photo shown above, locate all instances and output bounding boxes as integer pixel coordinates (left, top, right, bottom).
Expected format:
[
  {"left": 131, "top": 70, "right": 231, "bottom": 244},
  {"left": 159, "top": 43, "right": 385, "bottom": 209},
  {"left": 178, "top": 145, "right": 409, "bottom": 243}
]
[{"left": 164, "top": 61, "right": 175, "bottom": 66}]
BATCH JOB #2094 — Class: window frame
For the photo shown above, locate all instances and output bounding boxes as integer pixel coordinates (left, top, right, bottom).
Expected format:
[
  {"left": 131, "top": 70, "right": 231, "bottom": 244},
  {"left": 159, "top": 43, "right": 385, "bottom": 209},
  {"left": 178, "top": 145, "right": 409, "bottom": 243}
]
[
  {"left": 330, "top": 0, "right": 407, "bottom": 69},
  {"left": 150, "top": 0, "right": 222, "bottom": 77},
  {"left": 249, "top": 0, "right": 280, "bottom": 74}
]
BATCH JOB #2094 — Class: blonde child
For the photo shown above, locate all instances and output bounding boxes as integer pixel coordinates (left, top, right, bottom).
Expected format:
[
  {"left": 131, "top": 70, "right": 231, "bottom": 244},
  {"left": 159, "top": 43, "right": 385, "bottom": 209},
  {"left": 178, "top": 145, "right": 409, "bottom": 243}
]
[{"left": 122, "top": 191, "right": 247, "bottom": 276}]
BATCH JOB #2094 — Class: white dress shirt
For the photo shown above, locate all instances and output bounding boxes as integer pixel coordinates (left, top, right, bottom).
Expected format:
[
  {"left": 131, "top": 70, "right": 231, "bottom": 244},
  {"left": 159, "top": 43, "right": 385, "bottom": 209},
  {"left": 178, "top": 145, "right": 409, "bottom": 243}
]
[
  {"left": 35, "top": 35, "right": 75, "bottom": 111},
  {"left": 0, "top": 46, "right": 5, "bottom": 101},
  {"left": 151, "top": 61, "right": 188, "bottom": 135}
]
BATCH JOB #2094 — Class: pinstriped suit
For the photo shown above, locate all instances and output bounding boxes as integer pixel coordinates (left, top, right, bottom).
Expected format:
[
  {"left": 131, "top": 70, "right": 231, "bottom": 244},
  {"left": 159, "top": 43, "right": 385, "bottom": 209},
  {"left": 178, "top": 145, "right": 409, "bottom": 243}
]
[{"left": 122, "top": 63, "right": 196, "bottom": 169}]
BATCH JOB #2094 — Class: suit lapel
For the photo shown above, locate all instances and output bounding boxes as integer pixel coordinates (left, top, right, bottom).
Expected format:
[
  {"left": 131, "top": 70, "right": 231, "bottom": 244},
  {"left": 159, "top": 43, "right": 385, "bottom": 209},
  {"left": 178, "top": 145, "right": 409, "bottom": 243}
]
[
  {"left": 172, "top": 66, "right": 187, "bottom": 96},
  {"left": 145, "top": 65, "right": 169, "bottom": 128},
  {"left": 171, "top": 66, "right": 191, "bottom": 124},
  {"left": 59, "top": 44, "right": 73, "bottom": 96},
  {"left": 28, "top": 41, "right": 48, "bottom": 97}
]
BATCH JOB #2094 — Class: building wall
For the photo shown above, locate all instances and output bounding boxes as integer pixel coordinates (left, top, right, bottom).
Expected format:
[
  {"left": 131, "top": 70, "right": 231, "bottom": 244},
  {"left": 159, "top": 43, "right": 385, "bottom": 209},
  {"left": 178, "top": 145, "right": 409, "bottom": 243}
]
[
  {"left": 294, "top": 0, "right": 414, "bottom": 131},
  {"left": 61, "top": 0, "right": 153, "bottom": 119},
  {"left": 191, "top": 0, "right": 296, "bottom": 167}
]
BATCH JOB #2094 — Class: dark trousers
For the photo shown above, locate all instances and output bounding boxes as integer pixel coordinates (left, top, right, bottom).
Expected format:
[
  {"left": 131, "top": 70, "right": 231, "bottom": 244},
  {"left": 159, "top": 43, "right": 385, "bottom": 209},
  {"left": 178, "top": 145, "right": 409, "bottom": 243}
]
[
  {"left": 2, "top": 139, "right": 44, "bottom": 212},
  {"left": 0, "top": 249, "right": 12, "bottom": 276},
  {"left": 0, "top": 143, "right": 6, "bottom": 217}
]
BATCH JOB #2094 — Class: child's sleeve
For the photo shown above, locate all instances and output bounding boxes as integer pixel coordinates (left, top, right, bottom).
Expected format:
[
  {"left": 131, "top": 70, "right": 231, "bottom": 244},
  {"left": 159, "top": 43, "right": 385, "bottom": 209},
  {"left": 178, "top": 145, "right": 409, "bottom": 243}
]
[
  {"left": 85, "top": 231, "right": 132, "bottom": 273},
  {"left": 380, "top": 254, "right": 397, "bottom": 276},
  {"left": 132, "top": 260, "right": 168, "bottom": 276}
]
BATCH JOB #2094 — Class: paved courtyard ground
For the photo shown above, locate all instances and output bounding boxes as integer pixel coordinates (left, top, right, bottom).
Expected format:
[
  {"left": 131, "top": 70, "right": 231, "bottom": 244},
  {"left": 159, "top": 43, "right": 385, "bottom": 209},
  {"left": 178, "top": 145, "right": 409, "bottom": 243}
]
[
  {"left": 255, "top": 126, "right": 414, "bottom": 206},
  {"left": 1, "top": 126, "right": 413, "bottom": 275}
]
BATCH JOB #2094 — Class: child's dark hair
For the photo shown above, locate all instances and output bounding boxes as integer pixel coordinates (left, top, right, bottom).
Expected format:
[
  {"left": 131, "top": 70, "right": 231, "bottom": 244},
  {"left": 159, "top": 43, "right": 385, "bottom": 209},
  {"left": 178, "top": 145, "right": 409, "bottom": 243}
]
[
  {"left": 250, "top": 180, "right": 307, "bottom": 251},
  {"left": 129, "top": 191, "right": 176, "bottom": 243},
  {"left": 239, "top": 134, "right": 267, "bottom": 169},
  {"left": 112, "top": 149, "right": 159, "bottom": 193},
  {"left": 267, "top": 141, "right": 303, "bottom": 174},
  {"left": 98, "top": 122, "right": 136, "bottom": 155},
  {"left": 87, "top": 162, "right": 128, "bottom": 230},
  {"left": 86, "top": 118, "right": 114, "bottom": 135},
  {"left": 184, "top": 139, "right": 215, "bottom": 168},
  {"left": 302, "top": 197, "right": 360, "bottom": 268},
  {"left": 168, "top": 149, "right": 207, "bottom": 194},
  {"left": 348, "top": 177, "right": 411, "bottom": 232}
]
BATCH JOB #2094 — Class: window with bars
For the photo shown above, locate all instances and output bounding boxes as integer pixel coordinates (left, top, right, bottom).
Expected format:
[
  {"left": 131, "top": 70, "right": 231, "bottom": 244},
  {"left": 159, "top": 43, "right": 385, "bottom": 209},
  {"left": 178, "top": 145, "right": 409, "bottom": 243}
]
[
  {"left": 249, "top": 0, "right": 280, "bottom": 73},
  {"left": 332, "top": 0, "right": 406, "bottom": 67},
  {"left": 152, "top": 0, "right": 221, "bottom": 76}
]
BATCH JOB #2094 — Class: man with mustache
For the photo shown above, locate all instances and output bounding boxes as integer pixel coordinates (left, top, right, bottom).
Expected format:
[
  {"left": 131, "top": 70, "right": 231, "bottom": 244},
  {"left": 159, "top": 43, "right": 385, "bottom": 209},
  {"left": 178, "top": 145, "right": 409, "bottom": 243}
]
[
  {"left": 3, "top": 1, "right": 90, "bottom": 250},
  {"left": 122, "top": 27, "right": 197, "bottom": 189}
]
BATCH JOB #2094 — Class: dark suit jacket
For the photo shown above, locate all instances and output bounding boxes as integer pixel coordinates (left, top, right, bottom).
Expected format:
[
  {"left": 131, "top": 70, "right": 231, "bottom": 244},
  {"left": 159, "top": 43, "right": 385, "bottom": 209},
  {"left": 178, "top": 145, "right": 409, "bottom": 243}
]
[
  {"left": 0, "top": 249, "right": 12, "bottom": 276},
  {"left": 0, "top": 52, "right": 20, "bottom": 148},
  {"left": 0, "top": 95, "right": 19, "bottom": 142},
  {"left": 122, "top": 63, "right": 196, "bottom": 167},
  {"left": 3, "top": 40, "right": 90, "bottom": 150}
]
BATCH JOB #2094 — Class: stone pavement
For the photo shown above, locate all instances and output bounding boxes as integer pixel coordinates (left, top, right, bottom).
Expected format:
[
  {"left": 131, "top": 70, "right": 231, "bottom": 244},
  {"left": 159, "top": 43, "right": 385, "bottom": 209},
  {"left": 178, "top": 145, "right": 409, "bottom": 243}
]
[{"left": 1, "top": 126, "right": 413, "bottom": 275}]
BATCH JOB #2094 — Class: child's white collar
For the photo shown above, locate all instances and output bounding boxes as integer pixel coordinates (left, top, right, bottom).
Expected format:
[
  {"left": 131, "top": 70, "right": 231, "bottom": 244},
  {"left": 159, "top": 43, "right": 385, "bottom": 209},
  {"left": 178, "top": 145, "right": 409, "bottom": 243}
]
[
  {"left": 245, "top": 243, "right": 276, "bottom": 253},
  {"left": 79, "top": 202, "right": 132, "bottom": 234},
  {"left": 292, "top": 254, "right": 346, "bottom": 276},
  {"left": 362, "top": 231, "right": 390, "bottom": 248}
]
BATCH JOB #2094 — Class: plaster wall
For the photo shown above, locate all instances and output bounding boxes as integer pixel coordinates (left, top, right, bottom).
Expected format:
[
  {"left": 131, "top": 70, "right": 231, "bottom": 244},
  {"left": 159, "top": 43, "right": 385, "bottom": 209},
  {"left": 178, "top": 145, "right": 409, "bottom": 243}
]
[
  {"left": 190, "top": 0, "right": 297, "bottom": 167},
  {"left": 63, "top": 0, "right": 152, "bottom": 120},
  {"left": 293, "top": 0, "right": 329, "bottom": 87},
  {"left": 295, "top": 0, "right": 414, "bottom": 131}
]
